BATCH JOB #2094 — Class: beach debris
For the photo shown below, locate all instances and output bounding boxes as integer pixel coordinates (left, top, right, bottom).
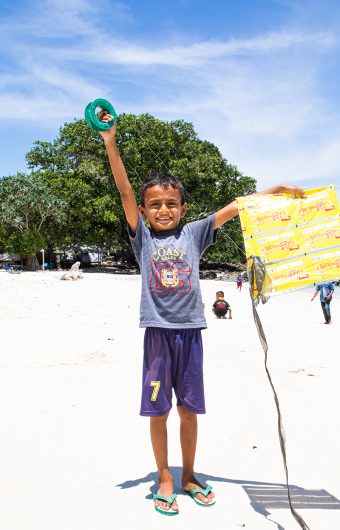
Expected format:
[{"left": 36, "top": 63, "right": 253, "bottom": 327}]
[
  {"left": 60, "top": 261, "right": 83, "bottom": 281},
  {"left": 2, "top": 263, "right": 21, "bottom": 273}
]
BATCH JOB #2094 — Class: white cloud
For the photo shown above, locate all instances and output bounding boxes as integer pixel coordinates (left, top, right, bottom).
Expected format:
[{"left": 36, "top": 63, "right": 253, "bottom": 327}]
[{"left": 40, "top": 29, "right": 335, "bottom": 67}]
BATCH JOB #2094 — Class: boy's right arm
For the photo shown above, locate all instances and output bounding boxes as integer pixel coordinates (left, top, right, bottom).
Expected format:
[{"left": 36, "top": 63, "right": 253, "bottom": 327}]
[{"left": 99, "top": 117, "right": 139, "bottom": 235}]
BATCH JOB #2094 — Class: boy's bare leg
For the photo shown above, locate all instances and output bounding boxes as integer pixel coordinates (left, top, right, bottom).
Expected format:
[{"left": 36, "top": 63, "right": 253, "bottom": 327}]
[
  {"left": 177, "top": 406, "right": 215, "bottom": 504},
  {"left": 150, "top": 413, "right": 178, "bottom": 512}
]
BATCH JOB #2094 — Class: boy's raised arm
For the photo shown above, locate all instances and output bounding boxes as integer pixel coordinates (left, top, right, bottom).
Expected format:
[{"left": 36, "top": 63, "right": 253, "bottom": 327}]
[
  {"left": 214, "top": 184, "right": 305, "bottom": 229},
  {"left": 99, "top": 118, "right": 139, "bottom": 235}
]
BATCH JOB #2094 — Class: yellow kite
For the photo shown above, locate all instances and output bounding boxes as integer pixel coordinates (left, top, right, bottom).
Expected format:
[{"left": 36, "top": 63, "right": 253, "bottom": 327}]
[{"left": 237, "top": 185, "right": 340, "bottom": 295}]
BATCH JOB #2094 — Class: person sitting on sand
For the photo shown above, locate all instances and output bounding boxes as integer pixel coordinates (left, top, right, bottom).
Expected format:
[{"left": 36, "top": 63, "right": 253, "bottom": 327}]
[
  {"left": 212, "top": 291, "right": 232, "bottom": 319},
  {"left": 99, "top": 109, "right": 305, "bottom": 516}
]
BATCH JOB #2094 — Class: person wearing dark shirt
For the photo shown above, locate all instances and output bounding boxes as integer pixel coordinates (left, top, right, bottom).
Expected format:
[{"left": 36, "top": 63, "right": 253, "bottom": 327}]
[{"left": 212, "top": 291, "right": 232, "bottom": 319}]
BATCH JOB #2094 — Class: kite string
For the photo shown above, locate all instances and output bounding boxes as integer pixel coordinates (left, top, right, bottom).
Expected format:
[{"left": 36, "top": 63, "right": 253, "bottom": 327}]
[{"left": 251, "top": 286, "right": 311, "bottom": 530}]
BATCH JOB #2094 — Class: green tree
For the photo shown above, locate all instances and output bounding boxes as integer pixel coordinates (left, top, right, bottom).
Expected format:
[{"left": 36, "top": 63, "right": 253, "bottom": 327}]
[
  {"left": 0, "top": 173, "right": 67, "bottom": 269},
  {"left": 26, "top": 114, "right": 256, "bottom": 264},
  {"left": 26, "top": 120, "right": 123, "bottom": 255}
]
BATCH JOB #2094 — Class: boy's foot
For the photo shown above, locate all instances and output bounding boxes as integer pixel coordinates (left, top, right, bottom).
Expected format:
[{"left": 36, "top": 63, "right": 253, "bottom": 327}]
[
  {"left": 183, "top": 477, "right": 215, "bottom": 505},
  {"left": 154, "top": 480, "right": 179, "bottom": 514}
]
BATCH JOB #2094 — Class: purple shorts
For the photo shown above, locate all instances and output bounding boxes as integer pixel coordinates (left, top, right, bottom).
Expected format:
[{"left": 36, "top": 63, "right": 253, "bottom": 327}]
[{"left": 140, "top": 327, "right": 206, "bottom": 416}]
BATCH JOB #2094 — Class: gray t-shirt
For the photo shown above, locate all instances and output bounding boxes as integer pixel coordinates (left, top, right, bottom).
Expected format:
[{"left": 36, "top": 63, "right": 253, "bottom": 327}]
[{"left": 129, "top": 214, "right": 217, "bottom": 328}]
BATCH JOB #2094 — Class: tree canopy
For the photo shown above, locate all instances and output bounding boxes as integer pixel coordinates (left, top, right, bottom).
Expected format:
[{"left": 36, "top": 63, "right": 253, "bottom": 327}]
[
  {"left": 22, "top": 113, "right": 256, "bottom": 264},
  {"left": 0, "top": 172, "right": 67, "bottom": 268}
]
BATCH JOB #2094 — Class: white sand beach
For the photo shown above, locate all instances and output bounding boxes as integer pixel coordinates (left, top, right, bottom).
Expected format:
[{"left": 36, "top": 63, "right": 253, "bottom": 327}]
[{"left": 1, "top": 270, "right": 339, "bottom": 530}]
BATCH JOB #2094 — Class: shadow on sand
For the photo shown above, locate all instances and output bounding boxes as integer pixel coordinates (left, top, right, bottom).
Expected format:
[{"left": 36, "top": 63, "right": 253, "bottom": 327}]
[{"left": 116, "top": 467, "right": 340, "bottom": 530}]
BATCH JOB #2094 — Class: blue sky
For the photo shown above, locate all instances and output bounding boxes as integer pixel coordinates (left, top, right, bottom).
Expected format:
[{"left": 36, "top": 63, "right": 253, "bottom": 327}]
[{"left": 1, "top": 0, "right": 340, "bottom": 191}]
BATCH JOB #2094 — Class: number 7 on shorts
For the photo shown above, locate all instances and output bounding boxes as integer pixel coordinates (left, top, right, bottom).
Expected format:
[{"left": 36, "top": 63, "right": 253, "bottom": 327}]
[{"left": 150, "top": 381, "right": 161, "bottom": 401}]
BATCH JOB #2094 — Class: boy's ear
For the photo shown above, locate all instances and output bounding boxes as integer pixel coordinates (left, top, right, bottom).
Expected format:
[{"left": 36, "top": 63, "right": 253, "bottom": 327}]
[
  {"left": 139, "top": 205, "right": 151, "bottom": 228},
  {"left": 181, "top": 203, "right": 188, "bottom": 218},
  {"left": 138, "top": 204, "right": 147, "bottom": 220}
]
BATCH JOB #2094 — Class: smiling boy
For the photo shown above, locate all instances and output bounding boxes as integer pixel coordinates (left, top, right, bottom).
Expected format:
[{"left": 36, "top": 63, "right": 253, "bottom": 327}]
[{"left": 99, "top": 113, "right": 304, "bottom": 515}]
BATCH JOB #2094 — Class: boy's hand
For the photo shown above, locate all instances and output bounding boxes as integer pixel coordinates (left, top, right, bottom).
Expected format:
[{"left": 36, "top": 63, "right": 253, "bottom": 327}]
[
  {"left": 277, "top": 185, "right": 305, "bottom": 197},
  {"left": 98, "top": 111, "right": 117, "bottom": 142}
]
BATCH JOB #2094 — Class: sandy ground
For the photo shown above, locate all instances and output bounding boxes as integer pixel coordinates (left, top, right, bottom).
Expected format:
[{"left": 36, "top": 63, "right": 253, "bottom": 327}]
[{"left": 0, "top": 270, "right": 339, "bottom": 530}]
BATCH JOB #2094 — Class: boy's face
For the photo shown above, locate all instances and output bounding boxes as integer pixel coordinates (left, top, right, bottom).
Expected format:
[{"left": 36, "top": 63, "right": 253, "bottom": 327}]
[{"left": 140, "top": 185, "right": 187, "bottom": 231}]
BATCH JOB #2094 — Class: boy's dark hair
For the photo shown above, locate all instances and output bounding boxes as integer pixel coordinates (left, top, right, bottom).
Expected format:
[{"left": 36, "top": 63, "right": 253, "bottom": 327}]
[
  {"left": 140, "top": 172, "right": 186, "bottom": 206},
  {"left": 216, "top": 291, "right": 224, "bottom": 297}
]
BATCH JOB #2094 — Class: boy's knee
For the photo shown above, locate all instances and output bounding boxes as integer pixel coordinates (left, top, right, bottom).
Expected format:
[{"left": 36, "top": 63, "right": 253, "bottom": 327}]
[
  {"left": 177, "top": 406, "right": 197, "bottom": 421},
  {"left": 150, "top": 412, "right": 169, "bottom": 425}
]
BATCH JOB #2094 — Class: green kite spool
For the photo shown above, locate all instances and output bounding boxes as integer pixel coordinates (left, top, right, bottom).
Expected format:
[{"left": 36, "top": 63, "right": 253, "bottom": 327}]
[{"left": 84, "top": 98, "right": 117, "bottom": 131}]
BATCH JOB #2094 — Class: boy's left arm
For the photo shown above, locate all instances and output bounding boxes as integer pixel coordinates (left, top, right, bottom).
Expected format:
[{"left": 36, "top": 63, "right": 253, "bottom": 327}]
[{"left": 214, "top": 184, "right": 305, "bottom": 229}]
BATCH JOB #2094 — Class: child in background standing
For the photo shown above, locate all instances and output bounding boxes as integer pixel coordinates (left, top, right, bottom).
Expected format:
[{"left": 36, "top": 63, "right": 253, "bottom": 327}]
[{"left": 236, "top": 274, "right": 243, "bottom": 291}]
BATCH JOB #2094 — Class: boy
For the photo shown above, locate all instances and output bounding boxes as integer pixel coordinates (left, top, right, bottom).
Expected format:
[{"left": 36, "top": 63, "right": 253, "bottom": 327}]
[
  {"left": 99, "top": 113, "right": 304, "bottom": 515},
  {"left": 212, "top": 291, "right": 232, "bottom": 319}
]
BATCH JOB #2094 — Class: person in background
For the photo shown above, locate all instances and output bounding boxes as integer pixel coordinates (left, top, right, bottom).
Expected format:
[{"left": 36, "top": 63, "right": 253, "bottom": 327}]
[
  {"left": 212, "top": 291, "right": 232, "bottom": 319},
  {"left": 236, "top": 274, "right": 243, "bottom": 291},
  {"left": 311, "top": 281, "right": 335, "bottom": 324}
]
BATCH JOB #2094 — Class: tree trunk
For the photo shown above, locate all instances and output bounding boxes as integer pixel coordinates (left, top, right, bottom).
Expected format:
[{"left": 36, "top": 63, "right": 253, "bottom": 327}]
[{"left": 26, "top": 255, "right": 40, "bottom": 271}]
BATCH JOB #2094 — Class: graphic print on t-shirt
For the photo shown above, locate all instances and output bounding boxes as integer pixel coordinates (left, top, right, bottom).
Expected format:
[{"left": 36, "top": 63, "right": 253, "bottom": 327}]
[
  {"left": 150, "top": 245, "right": 192, "bottom": 295},
  {"left": 215, "top": 300, "right": 228, "bottom": 310}
]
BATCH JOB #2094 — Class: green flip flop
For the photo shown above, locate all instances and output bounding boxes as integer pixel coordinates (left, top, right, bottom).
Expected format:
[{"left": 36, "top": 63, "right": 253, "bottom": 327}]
[
  {"left": 153, "top": 493, "right": 179, "bottom": 516},
  {"left": 186, "top": 485, "right": 215, "bottom": 506},
  {"left": 84, "top": 98, "right": 117, "bottom": 131}
]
